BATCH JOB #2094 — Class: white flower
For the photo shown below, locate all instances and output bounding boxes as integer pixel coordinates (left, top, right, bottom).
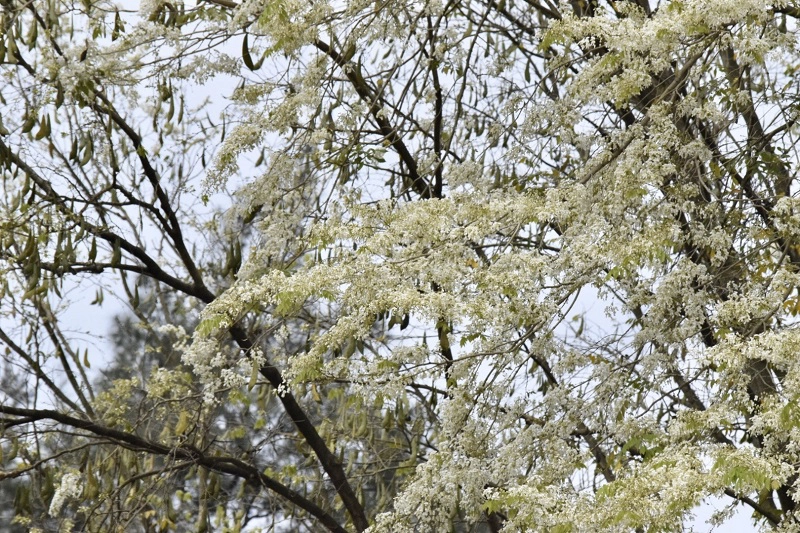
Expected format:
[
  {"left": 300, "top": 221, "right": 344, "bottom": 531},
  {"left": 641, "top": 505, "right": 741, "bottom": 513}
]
[{"left": 49, "top": 471, "right": 83, "bottom": 517}]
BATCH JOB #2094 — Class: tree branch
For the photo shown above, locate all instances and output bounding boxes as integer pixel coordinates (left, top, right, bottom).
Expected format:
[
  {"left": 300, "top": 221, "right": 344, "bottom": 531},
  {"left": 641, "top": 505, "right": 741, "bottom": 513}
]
[
  {"left": 0, "top": 404, "right": 349, "bottom": 533},
  {"left": 314, "top": 38, "right": 431, "bottom": 200}
]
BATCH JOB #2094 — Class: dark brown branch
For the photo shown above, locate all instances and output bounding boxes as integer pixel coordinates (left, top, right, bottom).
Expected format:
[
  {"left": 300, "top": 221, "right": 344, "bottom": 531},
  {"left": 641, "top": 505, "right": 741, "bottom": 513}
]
[
  {"left": 0, "top": 136, "right": 210, "bottom": 300},
  {"left": 0, "top": 326, "right": 82, "bottom": 413},
  {"left": 529, "top": 352, "right": 616, "bottom": 483},
  {"left": 227, "top": 325, "right": 370, "bottom": 532},
  {"left": 0, "top": 132, "right": 368, "bottom": 533},
  {"left": 775, "top": 6, "right": 800, "bottom": 18},
  {"left": 724, "top": 488, "right": 781, "bottom": 526},
  {"left": 314, "top": 38, "right": 431, "bottom": 200},
  {"left": 426, "top": 15, "right": 444, "bottom": 198},
  {"left": 0, "top": 405, "right": 349, "bottom": 533},
  {"left": 91, "top": 94, "right": 215, "bottom": 302},
  {"left": 200, "top": 0, "right": 238, "bottom": 8},
  {"left": 38, "top": 304, "right": 95, "bottom": 416}
]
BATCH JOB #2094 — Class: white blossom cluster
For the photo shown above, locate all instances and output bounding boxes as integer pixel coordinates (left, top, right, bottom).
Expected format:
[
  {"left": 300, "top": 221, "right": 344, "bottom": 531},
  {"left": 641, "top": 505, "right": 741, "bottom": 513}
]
[
  {"left": 26, "top": 0, "right": 794, "bottom": 529},
  {"left": 48, "top": 471, "right": 83, "bottom": 517}
]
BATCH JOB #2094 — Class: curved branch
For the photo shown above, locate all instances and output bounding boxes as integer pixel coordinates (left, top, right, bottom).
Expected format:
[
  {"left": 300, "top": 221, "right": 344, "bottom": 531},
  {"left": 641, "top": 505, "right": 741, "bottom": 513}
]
[
  {"left": 0, "top": 404, "right": 349, "bottom": 533},
  {"left": 91, "top": 94, "right": 215, "bottom": 302},
  {"left": 314, "top": 38, "right": 431, "bottom": 199},
  {"left": 0, "top": 326, "right": 82, "bottom": 414},
  {"left": 0, "top": 137, "right": 207, "bottom": 300},
  {"left": 0, "top": 130, "right": 369, "bottom": 533},
  {"left": 228, "top": 324, "right": 370, "bottom": 532}
]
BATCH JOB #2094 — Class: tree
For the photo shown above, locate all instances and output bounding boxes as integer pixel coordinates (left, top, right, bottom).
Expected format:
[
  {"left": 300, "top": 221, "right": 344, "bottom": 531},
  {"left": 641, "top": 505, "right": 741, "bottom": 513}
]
[{"left": 1, "top": 0, "right": 800, "bottom": 531}]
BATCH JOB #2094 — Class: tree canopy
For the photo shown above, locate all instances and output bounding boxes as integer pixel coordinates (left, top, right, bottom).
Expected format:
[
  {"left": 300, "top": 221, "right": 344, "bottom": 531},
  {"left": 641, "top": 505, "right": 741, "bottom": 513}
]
[{"left": 1, "top": 0, "right": 800, "bottom": 531}]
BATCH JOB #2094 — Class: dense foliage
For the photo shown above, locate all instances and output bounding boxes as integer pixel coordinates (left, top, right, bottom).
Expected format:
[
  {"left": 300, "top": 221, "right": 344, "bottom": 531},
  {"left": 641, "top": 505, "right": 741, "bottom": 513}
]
[{"left": 1, "top": 0, "right": 800, "bottom": 531}]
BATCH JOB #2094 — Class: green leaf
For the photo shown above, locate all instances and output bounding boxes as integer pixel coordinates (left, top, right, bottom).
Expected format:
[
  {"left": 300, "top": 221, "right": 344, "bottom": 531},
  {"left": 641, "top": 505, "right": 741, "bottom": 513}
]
[
  {"left": 248, "top": 360, "right": 259, "bottom": 391},
  {"left": 196, "top": 315, "right": 226, "bottom": 337},
  {"left": 88, "top": 237, "right": 97, "bottom": 262},
  {"left": 242, "top": 34, "right": 256, "bottom": 71},
  {"left": 110, "top": 239, "right": 121, "bottom": 265},
  {"left": 20, "top": 113, "right": 35, "bottom": 134},
  {"left": 112, "top": 10, "right": 125, "bottom": 41},
  {"left": 34, "top": 113, "right": 50, "bottom": 140}
]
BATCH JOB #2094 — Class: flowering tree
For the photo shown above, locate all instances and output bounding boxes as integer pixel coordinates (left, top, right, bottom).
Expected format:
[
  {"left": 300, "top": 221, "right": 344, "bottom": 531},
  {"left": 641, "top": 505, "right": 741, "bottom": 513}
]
[{"left": 1, "top": 0, "right": 800, "bottom": 530}]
